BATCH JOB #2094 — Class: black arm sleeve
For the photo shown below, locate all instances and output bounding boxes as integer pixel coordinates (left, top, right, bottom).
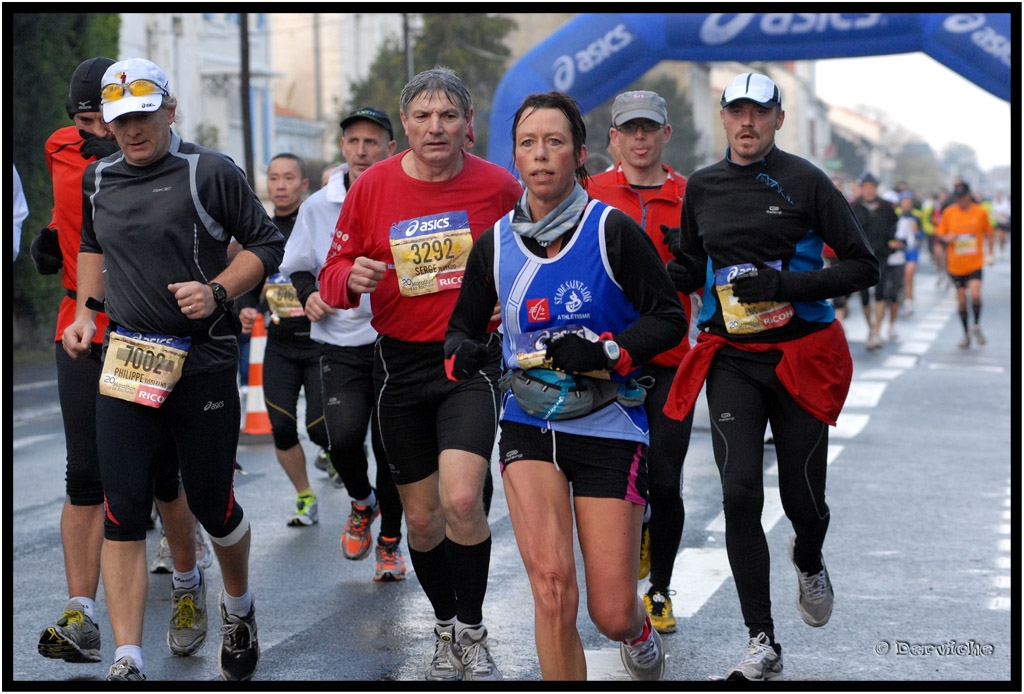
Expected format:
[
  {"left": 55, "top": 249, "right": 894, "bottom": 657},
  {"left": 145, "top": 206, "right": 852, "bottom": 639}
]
[
  {"left": 603, "top": 209, "right": 688, "bottom": 365},
  {"left": 777, "top": 188, "right": 880, "bottom": 302},
  {"left": 290, "top": 270, "right": 318, "bottom": 307},
  {"left": 674, "top": 191, "right": 710, "bottom": 295},
  {"left": 444, "top": 228, "right": 499, "bottom": 358}
]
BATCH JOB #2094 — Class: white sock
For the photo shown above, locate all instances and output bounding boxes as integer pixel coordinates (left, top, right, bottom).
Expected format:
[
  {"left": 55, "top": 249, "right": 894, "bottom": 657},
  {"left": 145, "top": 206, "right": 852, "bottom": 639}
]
[
  {"left": 222, "top": 589, "right": 253, "bottom": 618},
  {"left": 172, "top": 565, "right": 200, "bottom": 590},
  {"left": 114, "top": 644, "right": 143, "bottom": 671},
  {"left": 70, "top": 596, "right": 96, "bottom": 620},
  {"left": 355, "top": 489, "right": 377, "bottom": 509}
]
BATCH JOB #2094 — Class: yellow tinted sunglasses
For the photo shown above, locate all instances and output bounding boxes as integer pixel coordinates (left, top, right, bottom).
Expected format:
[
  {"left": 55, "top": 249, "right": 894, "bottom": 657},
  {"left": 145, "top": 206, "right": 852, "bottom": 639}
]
[{"left": 101, "top": 79, "right": 168, "bottom": 103}]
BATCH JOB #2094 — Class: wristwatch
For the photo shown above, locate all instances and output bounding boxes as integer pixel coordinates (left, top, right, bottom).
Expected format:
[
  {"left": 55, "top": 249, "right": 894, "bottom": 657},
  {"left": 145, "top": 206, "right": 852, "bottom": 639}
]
[
  {"left": 601, "top": 340, "right": 621, "bottom": 369},
  {"left": 208, "top": 282, "right": 228, "bottom": 306}
]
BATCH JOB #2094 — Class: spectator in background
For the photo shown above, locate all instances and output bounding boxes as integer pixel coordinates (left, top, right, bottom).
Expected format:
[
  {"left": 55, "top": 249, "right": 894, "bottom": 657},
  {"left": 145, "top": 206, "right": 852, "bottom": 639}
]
[
  {"left": 14, "top": 164, "right": 28, "bottom": 261},
  {"left": 934, "top": 181, "right": 992, "bottom": 349},
  {"left": 236, "top": 153, "right": 332, "bottom": 529},
  {"left": 851, "top": 172, "right": 898, "bottom": 350},
  {"left": 931, "top": 188, "right": 951, "bottom": 287},
  {"left": 278, "top": 107, "right": 407, "bottom": 582},
  {"left": 990, "top": 189, "right": 1010, "bottom": 258},
  {"left": 897, "top": 192, "right": 922, "bottom": 318}
]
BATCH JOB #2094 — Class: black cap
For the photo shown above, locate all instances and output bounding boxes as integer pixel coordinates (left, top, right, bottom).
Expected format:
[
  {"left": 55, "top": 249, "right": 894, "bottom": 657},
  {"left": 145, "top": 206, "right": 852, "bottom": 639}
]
[
  {"left": 340, "top": 107, "right": 393, "bottom": 139},
  {"left": 66, "top": 57, "right": 116, "bottom": 119},
  {"left": 857, "top": 172, "right": 879, "bottom": 186},
  {"left": 953, "top": 181, "right": 971, "bottom": 198}
]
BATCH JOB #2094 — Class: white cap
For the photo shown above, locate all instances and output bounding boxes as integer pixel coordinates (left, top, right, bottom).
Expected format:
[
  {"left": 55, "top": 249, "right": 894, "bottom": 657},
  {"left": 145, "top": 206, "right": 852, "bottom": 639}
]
[
  {"left": 720, "top": 73, "right": 782, "bottom": 109},
  {"left": 101, "top": 58, "right": 169, "bottom": 122}
]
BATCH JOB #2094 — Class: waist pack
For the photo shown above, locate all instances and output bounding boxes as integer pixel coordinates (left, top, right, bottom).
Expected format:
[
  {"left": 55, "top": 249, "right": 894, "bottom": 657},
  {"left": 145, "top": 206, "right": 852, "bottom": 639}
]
[{"left": 500, "top": 368, "right": 650, "bottom": 421}]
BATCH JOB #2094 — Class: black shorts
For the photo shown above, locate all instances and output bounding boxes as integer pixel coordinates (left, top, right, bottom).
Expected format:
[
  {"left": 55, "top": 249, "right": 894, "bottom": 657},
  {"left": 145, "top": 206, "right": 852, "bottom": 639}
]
[
  {"left": 877, "top": 263, "right": 905, "bottom": 302},
  {"left": 373, "top": 334, "right": 502, "bottom": 485},
  {"left": 951, "top": 268, "right": 983, "bottom": 289},
  {"left": 498, "top": 420, "right": 648, "bottom": 503}
]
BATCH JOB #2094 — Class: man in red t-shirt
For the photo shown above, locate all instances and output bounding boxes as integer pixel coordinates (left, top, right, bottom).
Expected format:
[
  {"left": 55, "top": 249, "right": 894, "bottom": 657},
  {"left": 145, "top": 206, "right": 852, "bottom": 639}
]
[
  {"left": 319, "top": 67, "right": 521, "bottom": 681},
  {"left": 588, "top": 89, "right": 694, "bottom": 636}
]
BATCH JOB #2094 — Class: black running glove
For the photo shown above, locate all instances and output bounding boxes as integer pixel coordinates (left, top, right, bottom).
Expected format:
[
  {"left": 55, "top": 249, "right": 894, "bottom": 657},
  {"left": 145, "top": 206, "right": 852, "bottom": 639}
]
[
  {"left": 666, "top": 259, "right": 698, "bottom": 294},
  {"left": 659, "top": 224, "right": 681, "bottom": 255},
  {"left": 79, "top": 130, "right": 121, "bottom": 160},
  {"left": 30, "top": 227, "right": 63, "bottom": 275},
  {"left": 731, "top": 264, "right": 783, "bottom": 303},
  {"left": 450, "top": 339, "right": 490, "bottom": 379},
  {"left": 545, "top": 333, "right": 606, "bottom": 374}
]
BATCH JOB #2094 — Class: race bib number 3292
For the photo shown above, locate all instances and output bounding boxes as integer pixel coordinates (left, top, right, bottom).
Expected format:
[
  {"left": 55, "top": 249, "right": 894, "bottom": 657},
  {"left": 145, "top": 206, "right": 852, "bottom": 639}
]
[{"left": 389, "top": 210, "right": 473, "bottom": 297}]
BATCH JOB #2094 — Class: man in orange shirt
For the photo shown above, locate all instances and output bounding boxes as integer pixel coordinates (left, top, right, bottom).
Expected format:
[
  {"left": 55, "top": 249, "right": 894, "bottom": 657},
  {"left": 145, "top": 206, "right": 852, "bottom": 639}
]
[
  {"left": 588, "top": 90, "right": 694, "bottom": 635},
  {"left": 935, "top": 181, "right": 992, "bottom": 349}
]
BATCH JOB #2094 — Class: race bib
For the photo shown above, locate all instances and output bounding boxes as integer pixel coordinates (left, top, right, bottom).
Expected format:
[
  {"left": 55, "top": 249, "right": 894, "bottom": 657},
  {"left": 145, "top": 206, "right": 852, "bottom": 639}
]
[
  {"left": 389, "top": 211, "right": 473, "bottom": 297},
  {"left": 99, "top": 328, "right": 191, "bottom": 408},
  {"left": 264, "top": 273, "right": 305, "bottom": 320},
  {"left": 510, "top": 323, "right": 601, "bottom": 371},
  {"left": 715, "top": 261, "right": 794, "bottom": 335},
  {"left": 953, "top": 234, "right": 978, "bottom": 256}
]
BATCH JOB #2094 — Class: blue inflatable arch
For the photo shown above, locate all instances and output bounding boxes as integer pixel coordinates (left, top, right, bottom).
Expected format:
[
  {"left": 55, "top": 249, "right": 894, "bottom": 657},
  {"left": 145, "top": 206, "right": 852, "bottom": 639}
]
[{"left": 487, "top": 12, "right": 1012, "bottom": 170}]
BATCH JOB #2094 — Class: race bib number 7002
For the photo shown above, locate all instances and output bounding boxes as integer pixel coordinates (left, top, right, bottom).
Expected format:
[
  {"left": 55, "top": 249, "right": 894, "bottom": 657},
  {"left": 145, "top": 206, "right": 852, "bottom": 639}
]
[{"left": 99, "top": 328, "right": 191, "bottom": 408}]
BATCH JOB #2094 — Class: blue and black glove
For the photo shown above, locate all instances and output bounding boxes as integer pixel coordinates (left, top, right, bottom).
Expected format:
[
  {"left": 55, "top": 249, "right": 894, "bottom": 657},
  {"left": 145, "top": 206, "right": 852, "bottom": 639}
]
[
  {"left": 545, "top": 333, "right": 606, "bottom": 374},
  {"left": 449, "top": 339, "right": 490, "bottom": 379},
  {"left": 79, "top": 130, "right": 120, "bottom": 161},
  {"left": 731, "top": 263, "right": 783, "bottom": 303},
  {"left": 30, "top": 227, "right": 63, "bottom": 275}
]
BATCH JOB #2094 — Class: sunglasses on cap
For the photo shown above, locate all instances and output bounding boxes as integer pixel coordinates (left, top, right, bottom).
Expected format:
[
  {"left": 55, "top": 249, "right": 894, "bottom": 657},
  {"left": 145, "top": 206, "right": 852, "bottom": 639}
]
[{"left": 101, "top": 79, "right": 169, "bottom": 103}]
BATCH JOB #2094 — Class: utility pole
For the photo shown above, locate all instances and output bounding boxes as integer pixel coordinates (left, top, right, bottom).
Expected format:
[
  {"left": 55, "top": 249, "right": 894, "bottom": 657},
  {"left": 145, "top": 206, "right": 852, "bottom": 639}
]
[
  {"left": 313, "top": 13, "right": 323, "bottom": 122},
  {"left": 403, "top": 13, "right": 414, "bottom": 82},
  {"left": 239, "top": 12, "right": 254, "bottom": 187}
]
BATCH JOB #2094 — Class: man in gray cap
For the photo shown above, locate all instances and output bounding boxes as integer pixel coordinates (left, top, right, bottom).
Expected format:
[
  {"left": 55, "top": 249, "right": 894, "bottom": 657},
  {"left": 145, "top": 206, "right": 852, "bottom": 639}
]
[
  {"left": 664, "top": 72, "right": 878, "bottom": 681},
  {"left": 62, "top": 57, "right": 283, "bottom": 682},
  {"left": 589, "top": 90, "right": 695, "bottom": 638}
]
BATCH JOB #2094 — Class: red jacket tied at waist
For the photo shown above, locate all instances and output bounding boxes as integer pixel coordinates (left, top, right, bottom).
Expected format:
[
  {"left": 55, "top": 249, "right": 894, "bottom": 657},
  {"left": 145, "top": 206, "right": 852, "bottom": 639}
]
[{"left": 664, "top": 320, "right": 853, "bottom": 426}]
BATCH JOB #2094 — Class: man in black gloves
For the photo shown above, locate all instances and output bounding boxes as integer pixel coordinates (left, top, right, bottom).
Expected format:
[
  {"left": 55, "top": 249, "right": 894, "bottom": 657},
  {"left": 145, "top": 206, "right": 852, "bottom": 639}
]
[{"left": 664, "top": 72, "right": 878, "bottom": 682}]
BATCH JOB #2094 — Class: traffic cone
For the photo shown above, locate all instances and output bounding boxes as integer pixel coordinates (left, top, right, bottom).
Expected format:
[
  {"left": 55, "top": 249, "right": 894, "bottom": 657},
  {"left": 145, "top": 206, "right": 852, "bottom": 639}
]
[{"left": 242, "top": 316, "right": 272, "bottom": 435}]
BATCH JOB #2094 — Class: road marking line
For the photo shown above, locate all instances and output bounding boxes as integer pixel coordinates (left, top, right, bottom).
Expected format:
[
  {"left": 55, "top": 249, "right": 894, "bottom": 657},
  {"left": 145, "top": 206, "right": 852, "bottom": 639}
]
[
  {"left": 583, "top": 647, "right": 631, "bottom": 681},
  {"left": 670, "top": 547, "right": 733, "bottom": 618},
  {"left": 845, "top": 382, "right": 887, "bottom": 408},
  {"left": 856, "top": 367, "right": 903, "bottom": 380},
  {"left": 13, "top": 433, "right": 62, "bottom": 450},
  {"left": 881, "top": 354, "right": 918, "bottom": 369},
  {"left": 989, "top": 597, "right": 1011, "bottom": 610},
  {"left": 833, "top": 413, "right": 870, "bottom": 438}
]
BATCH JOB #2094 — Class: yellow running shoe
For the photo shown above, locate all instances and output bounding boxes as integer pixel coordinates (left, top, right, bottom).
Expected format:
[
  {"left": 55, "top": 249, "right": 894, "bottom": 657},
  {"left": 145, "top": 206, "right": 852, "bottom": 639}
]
[
  {"left": 643, "top": 587, "right": 677, "bottom": 634},
  {"left": 638, "top": 524, "right": 651, "bottom": 580}
]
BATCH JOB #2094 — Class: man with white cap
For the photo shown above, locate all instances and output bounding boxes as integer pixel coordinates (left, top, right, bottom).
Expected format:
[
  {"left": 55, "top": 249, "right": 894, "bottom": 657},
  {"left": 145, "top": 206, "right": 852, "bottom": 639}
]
[
  {"left": 663, "top": 72, "right": 878, "bottom": 680},
  {"left": 62, "top": 57, "right": 284, "bottom": 682}
]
